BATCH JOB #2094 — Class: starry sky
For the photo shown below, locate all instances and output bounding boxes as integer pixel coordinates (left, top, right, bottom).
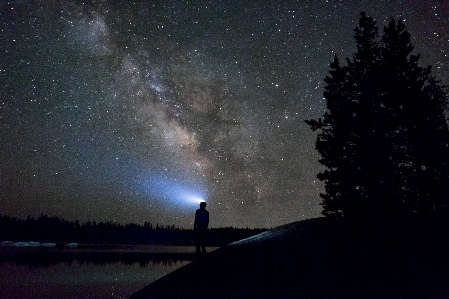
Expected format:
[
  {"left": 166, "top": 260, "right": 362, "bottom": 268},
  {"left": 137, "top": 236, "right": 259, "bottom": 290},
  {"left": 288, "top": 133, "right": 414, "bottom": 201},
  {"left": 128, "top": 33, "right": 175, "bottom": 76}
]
[{"left": 1, "top": 1, "right": 449, "bottom": 228}]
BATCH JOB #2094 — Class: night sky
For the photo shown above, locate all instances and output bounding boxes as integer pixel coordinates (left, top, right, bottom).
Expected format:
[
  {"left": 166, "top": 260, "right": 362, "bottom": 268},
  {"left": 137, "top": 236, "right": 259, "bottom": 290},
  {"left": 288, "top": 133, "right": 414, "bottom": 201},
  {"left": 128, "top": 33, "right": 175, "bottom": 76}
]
[{"left": 2, "top": 1, "right": 449, "bottom": 228}]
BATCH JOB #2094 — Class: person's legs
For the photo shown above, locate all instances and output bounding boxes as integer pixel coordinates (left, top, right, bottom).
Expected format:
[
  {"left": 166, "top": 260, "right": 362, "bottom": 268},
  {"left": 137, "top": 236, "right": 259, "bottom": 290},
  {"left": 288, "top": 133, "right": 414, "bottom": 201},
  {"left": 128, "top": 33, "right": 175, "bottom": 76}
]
[
  {"left": 198, "top": 228, "right": 207, "bottom": 255},
  {"left": 195, "top": 230, "right": 201, "bottom": 254}
]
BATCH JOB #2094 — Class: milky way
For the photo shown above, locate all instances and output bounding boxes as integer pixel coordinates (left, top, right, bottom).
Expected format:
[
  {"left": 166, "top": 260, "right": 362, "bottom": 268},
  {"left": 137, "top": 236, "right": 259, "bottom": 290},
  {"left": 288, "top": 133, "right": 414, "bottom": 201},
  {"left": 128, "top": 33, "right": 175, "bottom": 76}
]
[{"left": 2, "top": 1, "right": 449, "bottom": 228}]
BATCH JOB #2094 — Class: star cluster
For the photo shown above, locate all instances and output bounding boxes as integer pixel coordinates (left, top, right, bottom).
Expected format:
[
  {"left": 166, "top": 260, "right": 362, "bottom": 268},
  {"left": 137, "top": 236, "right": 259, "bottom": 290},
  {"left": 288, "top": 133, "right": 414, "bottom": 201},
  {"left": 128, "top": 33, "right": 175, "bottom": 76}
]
[{"left": 1, "top": 1, "right": 449, "bottom": 228}]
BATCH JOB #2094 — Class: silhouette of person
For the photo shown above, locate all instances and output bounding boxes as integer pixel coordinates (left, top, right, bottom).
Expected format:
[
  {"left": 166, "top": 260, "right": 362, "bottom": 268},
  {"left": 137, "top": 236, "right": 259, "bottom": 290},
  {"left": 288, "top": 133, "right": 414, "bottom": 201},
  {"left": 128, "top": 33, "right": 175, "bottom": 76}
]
[{"left": 194, "top": 201, "right": 209, "bottom": 255}]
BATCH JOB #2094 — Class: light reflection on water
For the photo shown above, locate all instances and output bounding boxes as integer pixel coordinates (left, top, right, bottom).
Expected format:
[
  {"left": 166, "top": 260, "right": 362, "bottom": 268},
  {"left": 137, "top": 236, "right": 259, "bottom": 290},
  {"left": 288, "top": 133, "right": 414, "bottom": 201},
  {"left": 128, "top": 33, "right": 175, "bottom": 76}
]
[{"left": 0, "top": 246, "right": 212, "bottom": 299}]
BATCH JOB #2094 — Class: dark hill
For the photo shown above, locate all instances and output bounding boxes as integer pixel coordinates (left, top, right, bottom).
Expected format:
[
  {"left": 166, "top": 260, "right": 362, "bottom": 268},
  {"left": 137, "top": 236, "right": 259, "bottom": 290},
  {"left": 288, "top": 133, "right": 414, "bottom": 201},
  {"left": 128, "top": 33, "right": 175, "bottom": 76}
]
[{"left": 131, "top": 217, "right": 449, "bottom": 299}]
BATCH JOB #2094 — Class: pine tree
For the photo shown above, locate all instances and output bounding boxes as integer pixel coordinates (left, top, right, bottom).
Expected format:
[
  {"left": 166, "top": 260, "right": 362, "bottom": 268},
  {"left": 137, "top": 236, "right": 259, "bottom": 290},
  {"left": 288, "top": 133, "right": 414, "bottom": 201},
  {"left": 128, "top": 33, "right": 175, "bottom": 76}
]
[{"left": 306, "top": 12, "right": 449, "bottom": 222}]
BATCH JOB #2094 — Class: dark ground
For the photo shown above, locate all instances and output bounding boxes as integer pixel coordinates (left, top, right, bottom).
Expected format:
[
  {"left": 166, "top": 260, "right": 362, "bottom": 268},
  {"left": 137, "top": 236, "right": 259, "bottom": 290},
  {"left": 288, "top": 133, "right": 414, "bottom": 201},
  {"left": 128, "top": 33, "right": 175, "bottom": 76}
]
[{"left": 131, "top": 217, "right": 449, "bottom": 299}]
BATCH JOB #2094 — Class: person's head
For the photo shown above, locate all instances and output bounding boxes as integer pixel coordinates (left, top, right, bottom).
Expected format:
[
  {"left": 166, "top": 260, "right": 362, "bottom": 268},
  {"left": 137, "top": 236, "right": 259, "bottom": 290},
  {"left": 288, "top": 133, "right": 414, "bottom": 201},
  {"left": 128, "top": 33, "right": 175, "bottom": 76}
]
[{"left": 200, "top": 202, "right": 206, "bottom": 209}]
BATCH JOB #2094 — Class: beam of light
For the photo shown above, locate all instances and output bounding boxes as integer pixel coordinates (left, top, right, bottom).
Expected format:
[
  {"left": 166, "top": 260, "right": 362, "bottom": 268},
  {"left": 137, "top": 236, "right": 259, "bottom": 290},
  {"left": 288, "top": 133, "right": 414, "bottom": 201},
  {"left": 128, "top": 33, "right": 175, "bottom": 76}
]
[{"left": 141, "top": 174, "right": 206, "bottom": 207}]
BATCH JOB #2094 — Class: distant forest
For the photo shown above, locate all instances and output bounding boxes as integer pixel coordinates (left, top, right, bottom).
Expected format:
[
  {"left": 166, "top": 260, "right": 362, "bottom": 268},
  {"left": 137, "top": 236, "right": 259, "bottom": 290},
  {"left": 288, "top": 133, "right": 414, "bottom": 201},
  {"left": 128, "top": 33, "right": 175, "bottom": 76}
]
[{"left": 0, "top": 214, "right": 267, "bottom": 246}]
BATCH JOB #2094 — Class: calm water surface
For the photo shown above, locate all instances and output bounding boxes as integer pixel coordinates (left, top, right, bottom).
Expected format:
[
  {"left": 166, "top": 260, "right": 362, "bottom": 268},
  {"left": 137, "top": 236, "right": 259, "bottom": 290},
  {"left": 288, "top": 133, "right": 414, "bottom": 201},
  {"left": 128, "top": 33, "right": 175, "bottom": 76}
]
[{"left": 0, "top": 246, "right": 206, "bottom": 299}]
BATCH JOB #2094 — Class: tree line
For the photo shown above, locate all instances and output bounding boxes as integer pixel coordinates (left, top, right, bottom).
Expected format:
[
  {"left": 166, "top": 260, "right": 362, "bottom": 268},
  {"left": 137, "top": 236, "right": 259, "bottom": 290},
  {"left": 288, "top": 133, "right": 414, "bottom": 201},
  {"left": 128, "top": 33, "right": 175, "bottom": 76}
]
[
  {"left": 0, "top": 214, "right": 266, "bottom": 246},
  {"left": 307, "top": 12, "right": 449, "bottom": 231}
]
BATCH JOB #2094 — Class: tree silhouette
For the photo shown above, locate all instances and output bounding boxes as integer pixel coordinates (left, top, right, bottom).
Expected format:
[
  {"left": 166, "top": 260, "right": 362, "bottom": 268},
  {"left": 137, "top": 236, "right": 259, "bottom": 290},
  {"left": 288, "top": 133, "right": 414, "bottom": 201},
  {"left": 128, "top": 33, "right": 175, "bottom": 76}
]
[
  {"left": 0, "top": 214, "right": 266, "bottom": 246},
  {"left": 306, "top": 12, "right": 449, "bottom": 223}
]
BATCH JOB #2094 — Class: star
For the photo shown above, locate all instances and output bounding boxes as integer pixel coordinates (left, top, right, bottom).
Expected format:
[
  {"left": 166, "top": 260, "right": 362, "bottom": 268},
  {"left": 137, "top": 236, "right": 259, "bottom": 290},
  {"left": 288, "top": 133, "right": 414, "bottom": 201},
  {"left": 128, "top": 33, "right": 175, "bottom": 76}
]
[{"left": 1, "top": 1, "right": 449, "bottom": 228}]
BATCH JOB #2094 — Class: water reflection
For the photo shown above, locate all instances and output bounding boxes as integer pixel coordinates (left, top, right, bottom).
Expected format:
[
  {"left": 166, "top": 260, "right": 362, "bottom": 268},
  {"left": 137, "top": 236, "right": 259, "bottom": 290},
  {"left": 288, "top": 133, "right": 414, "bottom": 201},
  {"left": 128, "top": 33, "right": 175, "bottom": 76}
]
[
  {"left": 0, "top": 245, "right": 199, "bottom": 268},
  {"left": 0, "top": 246, "right": 204, "bottom": 299}
]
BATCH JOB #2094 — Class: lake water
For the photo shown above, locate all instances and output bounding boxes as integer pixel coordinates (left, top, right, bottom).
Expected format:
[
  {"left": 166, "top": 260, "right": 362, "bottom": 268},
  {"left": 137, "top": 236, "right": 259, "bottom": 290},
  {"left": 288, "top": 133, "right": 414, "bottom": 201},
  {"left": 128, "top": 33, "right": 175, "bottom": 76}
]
[{"left": 0, "top": 245, "right": 210, "bottom": 299}]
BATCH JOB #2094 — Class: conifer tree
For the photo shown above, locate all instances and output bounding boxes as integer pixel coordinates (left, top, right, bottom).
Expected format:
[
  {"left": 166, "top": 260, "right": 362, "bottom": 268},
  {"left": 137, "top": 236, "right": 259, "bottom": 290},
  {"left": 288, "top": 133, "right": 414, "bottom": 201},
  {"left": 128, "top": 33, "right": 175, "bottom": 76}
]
[{"left": 306, "top": 12, "right": 449, "bottom": 221}]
